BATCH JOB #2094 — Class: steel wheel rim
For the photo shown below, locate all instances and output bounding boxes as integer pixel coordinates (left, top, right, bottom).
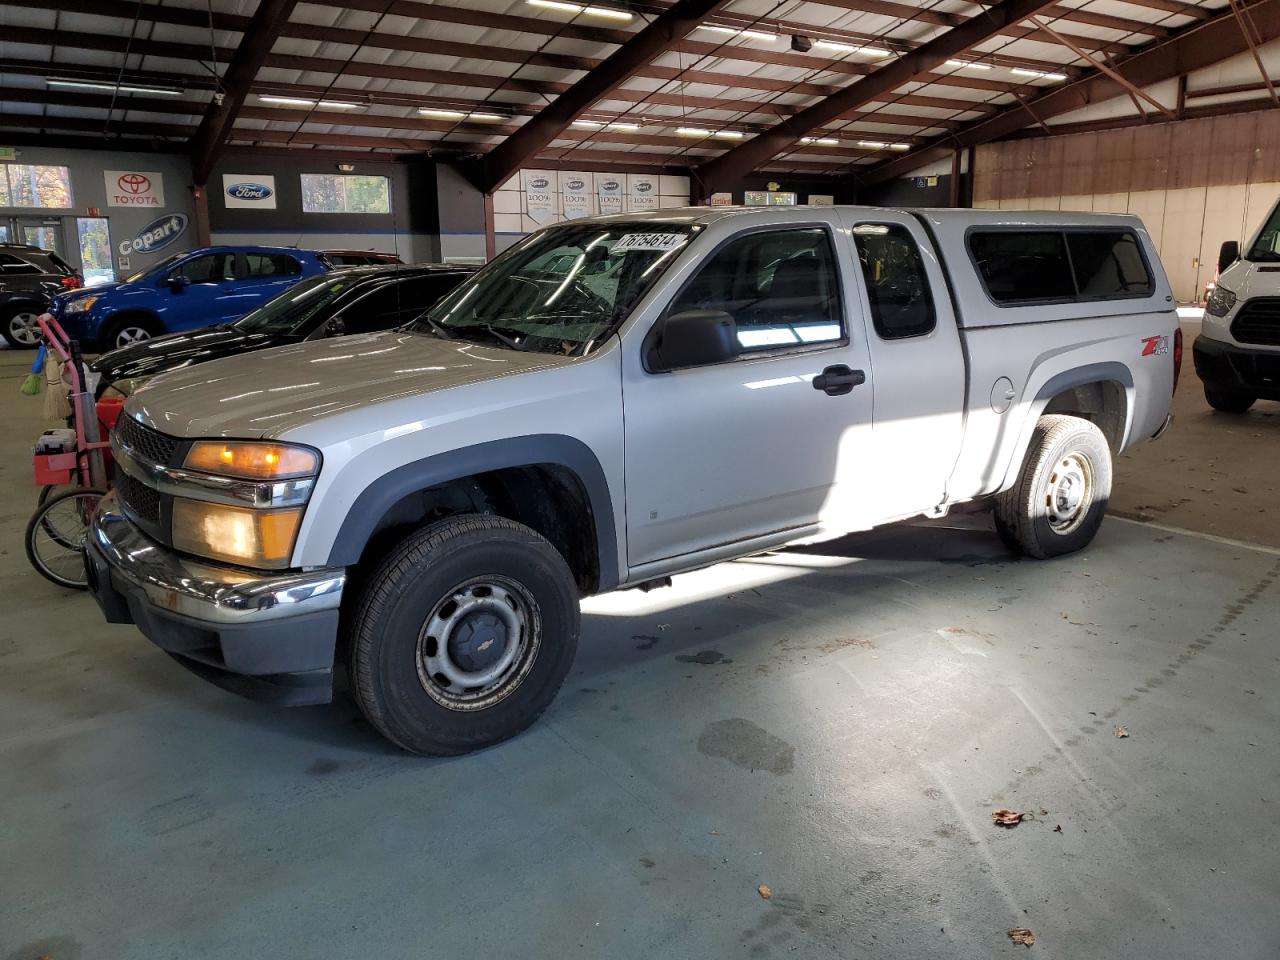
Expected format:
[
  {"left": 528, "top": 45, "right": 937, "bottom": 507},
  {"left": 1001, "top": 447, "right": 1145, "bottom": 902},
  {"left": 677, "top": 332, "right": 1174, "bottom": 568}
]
[
  {"left": 1045, "top": 452, "right": 1093, "bottom": 535},
  {"left": 9, "top": 311, "right": 40, "bottom": 346},
  {"left": 31, "top": 491, "right": 99, "bottom": 587},
  {"left": 416, "top": 575, "right": 541, "bottom": 711},
  {"left": 116, "top": 326, "right": 151, "bottom": 347}
]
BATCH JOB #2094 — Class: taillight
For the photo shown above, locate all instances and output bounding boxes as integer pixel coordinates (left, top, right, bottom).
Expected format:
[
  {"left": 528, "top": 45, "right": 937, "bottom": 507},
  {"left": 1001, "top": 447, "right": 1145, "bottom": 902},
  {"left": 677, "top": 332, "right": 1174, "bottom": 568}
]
[
  {"left": 1173, "top": 327, "right": 1183, "bottom": 392},
  {"left": 60, "top": 275, "right": 82, "bottom": 289}
]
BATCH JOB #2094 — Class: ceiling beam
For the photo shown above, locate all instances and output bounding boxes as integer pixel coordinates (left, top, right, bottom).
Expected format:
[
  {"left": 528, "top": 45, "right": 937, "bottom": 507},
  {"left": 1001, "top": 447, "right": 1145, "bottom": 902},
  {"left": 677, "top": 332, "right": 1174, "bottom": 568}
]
[
  {"left": 478, "top": 0, "right": 732, "bottom": 192},
  {"left": 695, "top": 0, "right": 1061, "bottom": 194},
  {"left": 861, "top": 0, "right": 1280, "bottom": 184},
  {"left": 189, "top": 0, "right": 298, "bottom": 184}
]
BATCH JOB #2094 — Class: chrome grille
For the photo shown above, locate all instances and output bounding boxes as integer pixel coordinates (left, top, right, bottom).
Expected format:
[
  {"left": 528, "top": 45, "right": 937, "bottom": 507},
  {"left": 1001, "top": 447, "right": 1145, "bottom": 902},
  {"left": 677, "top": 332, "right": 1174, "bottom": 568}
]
[
  {"left": 115, "top": 470, "right": 161, "bottom": 525},
  {"left": 113, "top": 415, "right": 181, "bottom": 466},
  {"left": 1232, "top": 298, "right": 1280, "bottom": 347}
]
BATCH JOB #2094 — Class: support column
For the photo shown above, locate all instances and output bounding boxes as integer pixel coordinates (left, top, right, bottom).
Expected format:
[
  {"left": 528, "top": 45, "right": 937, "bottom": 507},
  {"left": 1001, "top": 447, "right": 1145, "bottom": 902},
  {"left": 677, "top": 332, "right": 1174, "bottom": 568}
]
[
  {"left": 483, "top": 192, "right": 496, "bottom": 261},
  {"left": 191, "top": 183, "right": 211, "bottom": 247},
  {"left": 948, "top": 150, "right": 962, "bottom": 208}
]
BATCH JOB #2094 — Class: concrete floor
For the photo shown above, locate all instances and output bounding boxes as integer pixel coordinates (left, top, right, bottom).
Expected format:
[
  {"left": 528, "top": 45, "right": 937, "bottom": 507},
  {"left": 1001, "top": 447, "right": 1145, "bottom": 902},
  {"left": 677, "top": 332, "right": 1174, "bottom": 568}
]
[{"left": 2, "top": 323, "right": 1278, "bottom": 960}]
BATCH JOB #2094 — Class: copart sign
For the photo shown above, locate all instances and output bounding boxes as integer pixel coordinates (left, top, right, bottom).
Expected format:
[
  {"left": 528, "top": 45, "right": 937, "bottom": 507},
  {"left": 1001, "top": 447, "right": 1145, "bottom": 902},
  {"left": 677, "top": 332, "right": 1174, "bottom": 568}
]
[
  {"left": 105, "top": 170, "right": 166, "bottom": 207},
  {"left": 118, "top": 213, "right": 189, "bottom": 256}
]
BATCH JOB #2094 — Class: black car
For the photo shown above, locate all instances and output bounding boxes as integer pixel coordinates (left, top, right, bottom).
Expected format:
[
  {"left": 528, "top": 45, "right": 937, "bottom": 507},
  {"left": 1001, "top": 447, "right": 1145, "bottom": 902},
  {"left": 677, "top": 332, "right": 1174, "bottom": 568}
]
[
  {"left": 92, "top": 263, "right": 474, "bottom": 397},
  {"left": 319, "top": 249, "right": 405, "bottom": 268},
  {"left": 0, "top": 244, "right": 82, "bottom": 348}
]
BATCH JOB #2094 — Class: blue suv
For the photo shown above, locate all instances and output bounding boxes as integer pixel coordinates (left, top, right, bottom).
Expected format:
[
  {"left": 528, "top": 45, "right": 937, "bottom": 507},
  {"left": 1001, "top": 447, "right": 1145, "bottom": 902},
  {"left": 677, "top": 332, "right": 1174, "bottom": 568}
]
[{"left": 52, "top": 246, "right": 331, "bottom": 351}]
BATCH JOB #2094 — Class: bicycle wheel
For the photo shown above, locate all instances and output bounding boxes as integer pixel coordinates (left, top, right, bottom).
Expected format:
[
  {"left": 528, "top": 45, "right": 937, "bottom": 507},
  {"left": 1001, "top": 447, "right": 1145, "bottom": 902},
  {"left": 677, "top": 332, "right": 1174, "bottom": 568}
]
[{"left": 25, "top": 488, "right": 106, "bottom": 590}]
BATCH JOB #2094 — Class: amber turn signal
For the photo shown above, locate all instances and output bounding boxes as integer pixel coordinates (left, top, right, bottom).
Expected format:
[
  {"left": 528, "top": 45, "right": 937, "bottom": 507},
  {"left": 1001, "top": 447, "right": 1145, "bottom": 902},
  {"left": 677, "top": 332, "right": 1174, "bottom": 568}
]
[{"left": 184, "top": 441, "right": 319, "bottom": 480}]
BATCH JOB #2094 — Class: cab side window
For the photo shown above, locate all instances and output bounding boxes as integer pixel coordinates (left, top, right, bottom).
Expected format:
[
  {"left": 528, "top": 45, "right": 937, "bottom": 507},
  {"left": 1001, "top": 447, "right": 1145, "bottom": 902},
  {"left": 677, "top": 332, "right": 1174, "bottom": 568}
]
[
  {"left": 668, "top": 227, "right": 843, "bottom": 352},
  {"left": 168, "top": 253, "right": 236, "bottom": 284},
  {"left": 852, "top": 224, "right": 936, "bottom": 340},
  {"left": 244, "top": 253, "right": 303, "bottom": 278}
]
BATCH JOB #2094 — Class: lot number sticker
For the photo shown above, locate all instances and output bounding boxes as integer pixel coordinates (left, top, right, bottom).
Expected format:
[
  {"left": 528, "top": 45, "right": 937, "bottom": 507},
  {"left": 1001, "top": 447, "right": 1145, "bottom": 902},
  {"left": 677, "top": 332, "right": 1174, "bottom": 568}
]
[{"left": 612, "top": 233, "right": 686, "bottom": 253}]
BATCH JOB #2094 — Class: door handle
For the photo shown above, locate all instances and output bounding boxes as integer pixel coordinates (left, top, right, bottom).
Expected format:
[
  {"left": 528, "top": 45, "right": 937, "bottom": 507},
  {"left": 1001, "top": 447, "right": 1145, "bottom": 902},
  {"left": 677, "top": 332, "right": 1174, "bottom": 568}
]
[{"left": 812, "top": 364, "right": 866, "bottom": 396}]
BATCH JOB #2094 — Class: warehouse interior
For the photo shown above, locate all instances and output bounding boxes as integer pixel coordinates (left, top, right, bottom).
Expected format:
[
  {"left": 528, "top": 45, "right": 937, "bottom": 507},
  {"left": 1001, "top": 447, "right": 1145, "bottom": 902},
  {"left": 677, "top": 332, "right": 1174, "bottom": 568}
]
[{"left": 2, "top": 1, "right": 1279, "bottom": 957}]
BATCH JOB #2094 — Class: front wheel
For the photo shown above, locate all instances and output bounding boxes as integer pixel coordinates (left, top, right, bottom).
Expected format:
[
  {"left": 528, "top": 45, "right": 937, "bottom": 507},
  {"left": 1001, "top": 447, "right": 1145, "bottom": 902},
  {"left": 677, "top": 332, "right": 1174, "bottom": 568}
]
[
  {"left": 993, "top": 415, "right": 1112, "bottom": 559},
  {"left": 1204, "top": 386, "right": 1255, "bottom": 414},
  {"left": 347, "top": 514, "right": 580, "bottom": 756}
]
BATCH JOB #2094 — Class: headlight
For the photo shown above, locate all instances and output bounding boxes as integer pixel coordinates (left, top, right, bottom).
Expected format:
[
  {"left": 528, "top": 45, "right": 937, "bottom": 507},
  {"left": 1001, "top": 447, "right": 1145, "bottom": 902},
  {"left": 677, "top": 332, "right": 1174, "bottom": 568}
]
[
  {"left": 1205, "top": 285, "right": 1237, "bottom": 318},
  {"left": 65, "top": 296, "right": 99, "bottom": 315},
  {"left": 172, "top": 501, "right": 304, "bottom": 568},
  {"left": 184, "top": 440, "right": 319, "bottom": 479}
]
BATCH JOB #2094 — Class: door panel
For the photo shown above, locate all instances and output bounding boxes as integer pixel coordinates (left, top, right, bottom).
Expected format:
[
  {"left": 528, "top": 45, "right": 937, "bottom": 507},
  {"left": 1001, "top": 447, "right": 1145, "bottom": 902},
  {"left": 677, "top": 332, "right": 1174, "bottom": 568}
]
[
  {"left": 842, "top": 211, "right": 965, "bottom": 519},
  {"left": 622, "top": 222, "right": 875, "bottom": 569},
  {"left": 160, "top": 253, "right": 243, "bottom": 330}
]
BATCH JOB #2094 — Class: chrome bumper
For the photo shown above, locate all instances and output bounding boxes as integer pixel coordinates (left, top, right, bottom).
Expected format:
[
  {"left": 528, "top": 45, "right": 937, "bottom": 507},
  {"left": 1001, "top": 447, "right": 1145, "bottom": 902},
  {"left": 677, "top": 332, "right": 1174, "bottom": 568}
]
[{"left": 89, "top": 492, "right": 345, "bottom": 625}]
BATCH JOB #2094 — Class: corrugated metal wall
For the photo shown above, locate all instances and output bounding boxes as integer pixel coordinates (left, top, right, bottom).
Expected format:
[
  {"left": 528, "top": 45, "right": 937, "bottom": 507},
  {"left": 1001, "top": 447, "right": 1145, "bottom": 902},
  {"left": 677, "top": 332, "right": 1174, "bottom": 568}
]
[{"left": 973, "top": 112, "right": 1280, "bottom": 301}]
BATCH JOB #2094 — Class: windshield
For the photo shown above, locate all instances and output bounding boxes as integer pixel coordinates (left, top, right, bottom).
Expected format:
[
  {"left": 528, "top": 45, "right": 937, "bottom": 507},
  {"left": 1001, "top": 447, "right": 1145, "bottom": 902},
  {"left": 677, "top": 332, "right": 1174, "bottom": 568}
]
[
  {"left": 125, "top": 252, "right": 186, "bottom": 284},
  {"left": 234, "top": 274, "right": 354, "bottom": 335},
  {"left": 411, "top": 222, "right": 696, "bottom": 355},
  {"left": 1249, "top": 200, "right": 1280, "bottom": 261}
]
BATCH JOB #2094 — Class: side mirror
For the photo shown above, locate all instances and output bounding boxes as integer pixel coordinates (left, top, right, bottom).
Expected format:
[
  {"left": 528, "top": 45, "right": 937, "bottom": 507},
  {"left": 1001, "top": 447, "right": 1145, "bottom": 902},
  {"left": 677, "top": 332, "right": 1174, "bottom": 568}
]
[
  {"left": 1217, "top": 240, "right": 1240, "bottom": 274},
  {"left": 168, "top": 275, "right": 192, "bottom": 291},
  {"left": 648, "top": 309, "right": 739, "bottom": 371},
  {"left": 324, "top": 315, "right": 346, "bottom": 337}
]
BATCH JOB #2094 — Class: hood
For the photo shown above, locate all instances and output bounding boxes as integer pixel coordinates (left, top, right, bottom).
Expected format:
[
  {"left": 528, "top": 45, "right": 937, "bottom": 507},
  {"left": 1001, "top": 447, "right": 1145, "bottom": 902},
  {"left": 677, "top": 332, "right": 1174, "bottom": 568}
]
[
  {"left": 92, "top": 324, "right": 279, "bottom": 383},
  {"left": 125, "top": 330, "right": 576, "bottom": 439},
  {"left": 1218, "top": 258, "right": 1280, "bottom": 301}
]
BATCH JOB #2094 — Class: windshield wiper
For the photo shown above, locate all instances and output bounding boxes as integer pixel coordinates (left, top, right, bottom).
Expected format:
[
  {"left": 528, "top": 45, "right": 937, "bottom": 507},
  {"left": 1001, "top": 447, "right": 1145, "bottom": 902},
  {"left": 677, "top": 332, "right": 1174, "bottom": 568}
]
[
  {"left": 412, "top": 316, "right": 456, "bottom": 340},
  {"left": 473, "top": 324, "right": 530, "bottom": 351}
]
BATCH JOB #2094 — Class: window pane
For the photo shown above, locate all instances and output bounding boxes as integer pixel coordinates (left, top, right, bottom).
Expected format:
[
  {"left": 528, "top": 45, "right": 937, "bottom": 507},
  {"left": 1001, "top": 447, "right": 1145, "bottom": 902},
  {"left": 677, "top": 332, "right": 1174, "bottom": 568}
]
[
  {"left": 670, "top": 228, "right": 843, "bottom": 352},
  {"left": 0, "top": 169, "right": 9, "bottom": 206},
  {"left": 346, "top": 176, "right": 390, "bottom": 213},
  {"left": 301, "top": 174, "right": 345, "bottom": 213},
  {"left": 5, "top": 164, "right": 72, "bottom": 208},
  {"left": 76, "top": 218, "right": 113, "bottom": 286},
  {"left": 301, "top": 174, "right": 389, "bottom": 213},
  {"left": 1066, "top": 231, "right": 1153, "bottom": 298},
  {"left": 853, "top": 224, "right": 936, "bottom": 340},
  {"left": 969, "top": 231, "right": 1075, "bottom": 303},
  {"left": 244, "top": 252, "right": 302, "bottom": 277},
  {"left": 170, "top": 254, "right": 234, "bottom": 283},
  {"left": 0, "top": 252, "right": 41, "bottom": 275}
]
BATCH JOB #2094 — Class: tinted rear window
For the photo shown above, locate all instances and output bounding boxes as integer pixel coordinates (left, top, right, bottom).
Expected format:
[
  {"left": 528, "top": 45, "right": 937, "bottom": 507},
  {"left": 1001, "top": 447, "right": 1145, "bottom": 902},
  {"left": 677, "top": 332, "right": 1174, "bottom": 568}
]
[{"left": 969, "top": 229, "right": 1153, "bottom": 304}]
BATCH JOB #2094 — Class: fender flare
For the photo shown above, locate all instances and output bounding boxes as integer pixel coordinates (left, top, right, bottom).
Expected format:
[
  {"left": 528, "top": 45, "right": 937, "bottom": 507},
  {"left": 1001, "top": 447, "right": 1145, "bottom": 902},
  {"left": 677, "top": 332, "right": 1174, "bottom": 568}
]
[
  {"left": 998, "top": 361, "right": 1135, "bottom": 493},
  {"left": 325, "top": 434, "right": 620, "bottom": 589}
]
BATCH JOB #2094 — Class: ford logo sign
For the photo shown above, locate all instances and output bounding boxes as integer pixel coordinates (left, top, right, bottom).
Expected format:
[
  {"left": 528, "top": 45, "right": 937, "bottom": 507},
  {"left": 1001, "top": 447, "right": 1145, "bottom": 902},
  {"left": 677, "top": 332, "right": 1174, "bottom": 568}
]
[
  {"left": 635, "top": 181, "right": 653, "bottom": 193},
  {"left": 227, "top": 182, "right": 273, "bottom": 201},
  {"left": 530, "top": 177, "right": 550, "bottom": 190},
  {"left": 566, "top": 179, "right": 585, "bottom": 190},
  {"left": 119, "top": 213, "right": 189, "bottom": 256}
]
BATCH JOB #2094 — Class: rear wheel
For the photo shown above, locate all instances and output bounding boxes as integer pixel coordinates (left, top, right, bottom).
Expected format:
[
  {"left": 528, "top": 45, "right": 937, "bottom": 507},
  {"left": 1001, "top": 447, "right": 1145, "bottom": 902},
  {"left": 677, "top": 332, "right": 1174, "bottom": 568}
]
[
  {"left": 348, "top": 514, "right": 580, "bottom": 756},
  {"left": 2, "top": 306, "right": 42, "bottom": 348},
  {"left": 26, "top": 488, "right": 105, "bottom": 589},
  {"left": 102, "top": 315, "right": 159, "bottom": 351},
  {"left": 1204, "top": 386, "right": 1255, "bottom": 414},
  {"left": 994, "top": 415, "right": 1112, "bottom": 559}
]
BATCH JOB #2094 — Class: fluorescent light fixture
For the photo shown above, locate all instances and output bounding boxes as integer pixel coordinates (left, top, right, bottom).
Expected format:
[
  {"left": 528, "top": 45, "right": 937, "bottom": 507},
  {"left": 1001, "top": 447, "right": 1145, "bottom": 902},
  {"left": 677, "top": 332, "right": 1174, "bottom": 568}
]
[
  {"left": 888, "top": 143, "right": 910, "bottom": 151},
  {"left": 945, "top": 59, "right": 991, "bottom": 70},
  {"left": 1011, "top": 67, "right": 1067, "bottom": 81},
  {"left": 677, "top": 127, "right": 743, "bottom": 139},
  {"left": 526, "top": 0, "right": 632, "bottom": 20},
  {"left": 259, "top": 95, "right": 362, "bottom": 109},
  {"left": 48, "top": 78, "right": 182, "bottom": 97},
  {"left": 813, "top": 39, "right": 891, "bottom": 57},
  {"left": 800, "top": 137, "right": 839, "bottom": 147},
  {"left": 572, "top": 119, "right": 641, "bottom": 131},
  {"left": 856, "top": 140, "right": 888, "bottom": 149},
  {"left": 695, "top": 24, "right": 777, "bottom": 43},
  {"left": 418, "top": 108, "right": 504, "bottom": 121}
]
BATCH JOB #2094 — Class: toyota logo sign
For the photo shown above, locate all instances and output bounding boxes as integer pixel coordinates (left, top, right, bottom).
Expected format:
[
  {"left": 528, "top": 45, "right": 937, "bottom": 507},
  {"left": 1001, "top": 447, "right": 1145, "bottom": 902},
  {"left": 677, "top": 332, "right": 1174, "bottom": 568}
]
[{"left": 118, "top": 173, "right": 151, "bottom": 194}]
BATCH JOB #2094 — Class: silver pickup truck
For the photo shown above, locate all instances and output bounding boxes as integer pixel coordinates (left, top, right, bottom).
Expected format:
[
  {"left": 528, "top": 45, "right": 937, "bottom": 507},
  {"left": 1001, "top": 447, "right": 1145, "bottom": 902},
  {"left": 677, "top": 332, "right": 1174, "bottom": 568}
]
[{"left": 87, "top": 207, "right": 1179, "bottom": 755}]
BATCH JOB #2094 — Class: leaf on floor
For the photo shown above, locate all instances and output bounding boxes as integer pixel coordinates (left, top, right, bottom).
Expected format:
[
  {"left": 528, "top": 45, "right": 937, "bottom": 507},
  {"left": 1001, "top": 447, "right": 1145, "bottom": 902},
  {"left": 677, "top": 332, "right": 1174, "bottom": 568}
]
[
  {"left": 1114, "top": 725, "right": 1129, "bottom": 738},
  {"left": 757, "top": 884, "right": 772, "bottom": 900},
  {"left": 992, "top": 808, "right": 1024, "bottom": 827},
  {"left": 1008, "top": 927, "right": 1036, "bottom": 947},
  {"left": 1053, "top": 824, "right": 1063, "bottom": 833}
]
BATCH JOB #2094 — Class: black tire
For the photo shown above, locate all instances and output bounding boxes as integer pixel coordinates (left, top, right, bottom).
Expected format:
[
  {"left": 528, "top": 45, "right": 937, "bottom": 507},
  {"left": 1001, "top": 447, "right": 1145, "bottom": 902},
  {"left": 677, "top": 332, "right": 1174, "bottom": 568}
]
[
  {"left": 1, "top": 304, "right": 44, "bottom": 349},
  {"left": 993, "top": 415, "right": 1112, "bottom": 560},
  {"left": 101, "top": 314, "right": 159, "bottom": 352},
  {"left": 25, "top": 488, "right": 106, "bottom": 589},
  {"left": 1204, "top": 386, "right": 1255, "bottom": 414},
  {"left": 348, "top": 514, "right": 580, "bottom": 756}
]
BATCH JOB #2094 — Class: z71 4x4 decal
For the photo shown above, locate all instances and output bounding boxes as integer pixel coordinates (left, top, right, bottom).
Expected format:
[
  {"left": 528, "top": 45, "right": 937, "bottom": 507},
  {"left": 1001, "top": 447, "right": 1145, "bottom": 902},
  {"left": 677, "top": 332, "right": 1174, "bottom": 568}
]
[{"left": 1141, "top": 335, "right": 1170, "bottom": 357}]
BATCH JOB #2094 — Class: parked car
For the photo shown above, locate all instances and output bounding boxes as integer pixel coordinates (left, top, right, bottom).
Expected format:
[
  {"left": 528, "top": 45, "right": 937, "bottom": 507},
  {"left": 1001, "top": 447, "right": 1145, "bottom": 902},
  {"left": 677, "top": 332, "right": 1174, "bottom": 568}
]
[
  {"left": 49, "top": 246, "right": 331, "bottom": 352},
  {"left": 92, "top": 264, "right": 475, "bottom": 398},
  {"left": 87, "top": 207, "right": 1179, "bottom": 755},
  {"left": 1196, "top": 200, "right": 1280, "bottom": 412},
  {"left": 0, "top": 243, "right": 82, "bottom": 348},
  {"left": 318, "top": 249, "right": 404, "bottom": 268}
]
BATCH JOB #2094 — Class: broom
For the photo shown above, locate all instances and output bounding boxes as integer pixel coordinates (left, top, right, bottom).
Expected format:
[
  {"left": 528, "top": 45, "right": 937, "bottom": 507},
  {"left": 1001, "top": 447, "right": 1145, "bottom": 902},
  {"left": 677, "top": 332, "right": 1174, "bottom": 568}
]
[
  {"left": 19, "top": 344, "right": 44, "bottom": 395},
  {"left": 43, "top": 350, "right": 72, "bottom": 421}
]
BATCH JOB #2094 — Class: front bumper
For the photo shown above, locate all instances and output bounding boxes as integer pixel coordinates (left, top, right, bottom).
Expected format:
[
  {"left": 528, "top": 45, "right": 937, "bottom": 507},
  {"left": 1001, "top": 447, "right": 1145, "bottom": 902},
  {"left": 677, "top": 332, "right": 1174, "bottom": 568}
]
[
  {"left": 1193, "top": 334, "right": 1280, "bottom": 400},
  {"left": 86, "top": 492, "right": 346, "bottom": 705}
]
